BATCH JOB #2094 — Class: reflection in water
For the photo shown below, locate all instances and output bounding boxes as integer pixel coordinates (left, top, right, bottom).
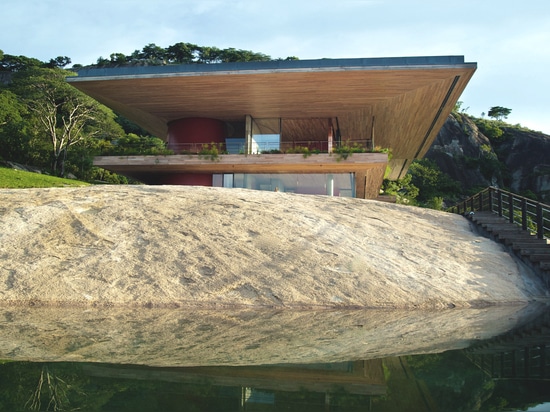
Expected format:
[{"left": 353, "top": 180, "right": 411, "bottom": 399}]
[
  {"left": 0, "top": 305, "right": 549, "bottom": 411},
  {"left": 1, "top": 351, "right": 549, "bottom": 411}
]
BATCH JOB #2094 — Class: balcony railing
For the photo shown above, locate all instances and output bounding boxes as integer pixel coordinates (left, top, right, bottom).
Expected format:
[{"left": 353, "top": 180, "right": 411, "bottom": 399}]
[
  {"left": 448, "top": 186, "right": 550, "bottom": 240},
  {"left": 166, "top": 139, "right": 374, "bottom": 155}
]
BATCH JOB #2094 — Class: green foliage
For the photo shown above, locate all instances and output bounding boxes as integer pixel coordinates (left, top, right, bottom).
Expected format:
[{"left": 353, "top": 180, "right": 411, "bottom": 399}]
[
  {"left": 103, "top": 134, "right": 172, "bottom": 156},
  {"left": 0, "top": 166, "right": 89, "bottom": 188},
  {"left": 462, "top": 148, "right": 503, "bottom": 182},
  {"left": 407, "top": 159, "right": 462, "bottom": 205},
  {"left": 45, "top": 56, "right": 72, "bottom": 69},
  {"left": 474, "top": 118, "right": 504, "bottom": 140},
  {"left": 1, "top": 64, "right": 126, "bottom": 180},
  {"left": 285, "top": 146, "right": 319, "bottom": 158},
  {"left": 488, "top": 106, "right": 512, "bottom": 120},
  {"left": 0, "top": 89, "right": 34, "bottom": 163},
  {"left": 381, "top": 174, "right": 419, "bottom": 205},
  {"left": 89, "top": 167, "right": 129, "bottom": 184},
  {"left": 115, "top": 114, "right": 152, "bottom": 136},
  {"left": 198, "top": 142, "right": 226, "bottom": 161},
  {"left": 0, "top": 53, "right": 44, "bottom": 71},
  {"left": 333, "top": 140, "right": 366, "bottom": 161},
  {"left": 425, "top": 196, "right": 444, "bottom": 210},
  {"left": 452, "top": 100, "right": 469, "bottom": 114},
  {"left": 93, "top": 42, "right": 277, "bottom": 68}
]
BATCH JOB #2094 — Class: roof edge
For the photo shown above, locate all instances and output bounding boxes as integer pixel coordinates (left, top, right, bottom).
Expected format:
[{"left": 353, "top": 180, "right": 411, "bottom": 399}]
[{"left": 68, "top": 55, "right": 476, "bottom": 82}]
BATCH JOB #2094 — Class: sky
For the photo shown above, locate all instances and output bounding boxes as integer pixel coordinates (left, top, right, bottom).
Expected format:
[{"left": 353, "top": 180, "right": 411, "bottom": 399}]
[{"left": 3, "top": 0, "right": 550, "bottom": 134}]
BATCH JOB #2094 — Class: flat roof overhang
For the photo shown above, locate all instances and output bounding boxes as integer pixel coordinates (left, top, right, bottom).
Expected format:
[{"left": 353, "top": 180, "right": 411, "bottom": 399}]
[{"left": 68, "top": 56, "right": 476, "bottom": 179}]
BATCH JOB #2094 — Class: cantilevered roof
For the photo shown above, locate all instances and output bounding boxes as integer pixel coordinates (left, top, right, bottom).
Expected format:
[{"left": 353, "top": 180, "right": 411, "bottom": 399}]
[{"left": 67, "top": 56, "right": 476, "bottom": 179}]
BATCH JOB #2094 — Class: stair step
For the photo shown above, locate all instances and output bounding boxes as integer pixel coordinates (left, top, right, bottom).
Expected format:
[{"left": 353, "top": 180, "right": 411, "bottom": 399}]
[
  {"left": 466, "top": 211, "right": 550, "bottom": 270},
  {"left": 528, "top": 254, "right": 550, "bottom": 263},
  {"left": 520, "top": 250, "right": 550, "bottom": 258},
  {"left": 512, "top": 240, "right": 550, "bottom": 249},
  {"left": 504, "top": 236, "right": 543, "bottom": 246},
  {"left": 513, "top": 245, "right": 549, "bottom": 253},
  {"left": 485, "top": 227, "right": 521, "bottom": 233},
  {"left": 471, "top": 219, "right": 508, "bottom": 225},
  {"left": 520, "top": 247, "right": 550, "bottom": 254},
  {"left": 473, "top": 217, "right": 509, "bottom": 224}
]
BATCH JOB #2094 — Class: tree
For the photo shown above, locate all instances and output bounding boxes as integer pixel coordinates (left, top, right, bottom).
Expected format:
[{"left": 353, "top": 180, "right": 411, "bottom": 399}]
[
  {"left": 452, "top": 101, "right": 469, "bottom": 114},
  {"left": 104, "top": 133, "right": 170, "bottom": 156},
  {"left": 9, "top": 67, "right": 112, "bottom": 176},
  {"left": 0, "top": 89, "right": 31, "bottom": 162},
  {"left": 109, "top": 53, "right": 128, "bottom": 65},
  {"left": 407, "top": 159, "right": 462, "bottom": 204},
  {"left": 197, "top": 46, "right": 222, "bottom": 63},
  {"left": 140, "top": 43, "right": 166, "bottom": 64},
  {"left": 488, "top": 106, "right": 512, "bottom": 121},
  {"left": 382, "top": 174, "right": 419, "bottom": 205},
  {"left": 0, "top": 53, "right": 43, "bottom": 72},
  {"left": 166, "top": 42, "right": 198, "bottom": 64},
  {"left": 46, "top": 56, "right": 71, "bottom": 68}
]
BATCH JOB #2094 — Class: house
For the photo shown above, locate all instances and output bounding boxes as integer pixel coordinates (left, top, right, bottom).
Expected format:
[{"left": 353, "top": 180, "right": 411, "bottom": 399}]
[{"left": 67, "top": 56, "right": 476, "bottom": 198}]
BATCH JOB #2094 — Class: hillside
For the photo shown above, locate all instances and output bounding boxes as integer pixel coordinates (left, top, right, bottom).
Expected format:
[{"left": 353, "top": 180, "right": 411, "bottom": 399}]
[
  {"left": 426, "top": 113, "right": 550, "bottom": 202},
  {"left": 0, "top": 164, "right": 89, "bottom": 188}
]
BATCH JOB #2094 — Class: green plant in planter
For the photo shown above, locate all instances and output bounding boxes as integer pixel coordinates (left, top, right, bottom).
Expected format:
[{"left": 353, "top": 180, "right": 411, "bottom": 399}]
[
  {"left": 285, "top": 146, "right": 318, "bottom": 158},
  {"left": 333, "top": 141, "right": 366, "bottom": 161},
  {"left": 198, "top": 143, "right": 226, "bottom": 161}
]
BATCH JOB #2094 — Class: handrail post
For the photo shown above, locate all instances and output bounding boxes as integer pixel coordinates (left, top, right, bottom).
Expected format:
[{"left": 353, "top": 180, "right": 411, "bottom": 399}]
[
  {"left": 497, "top": 189, "right": 503, "bottom": 217},
  {"left": 536, "top": 204, "right": 544, "bottom": 239},
  {"left": 479, "top": 190, "right": 483, "bottom": 211},
  {"left": 509, "top": 193, "right": 515, "bottom": 224},
  {"left": 521, "top": 198, "right": 527, "bottom": 231},
  {"left": 470, "top": 196, "right": 475, "bottom": 213},
  {"left": 488, "top": 188, "right": 494, "bottom": 213}
]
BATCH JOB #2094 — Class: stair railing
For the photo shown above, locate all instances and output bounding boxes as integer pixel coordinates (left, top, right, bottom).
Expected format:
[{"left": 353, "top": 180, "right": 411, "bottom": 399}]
[{"left": 448, "top": 187, "right": 550, "bottom": 240}]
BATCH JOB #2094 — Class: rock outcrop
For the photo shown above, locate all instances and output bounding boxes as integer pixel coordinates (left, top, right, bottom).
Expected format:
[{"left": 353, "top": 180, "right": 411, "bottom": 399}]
[
  {"left": 1, "top": 185, "right": 548, "bottom": 366},
  {"left": 426, "top": 113, "right": 550, "bottom": 201},
  {"left": 0, "top": 185, "right": 546, "bottom": 309}
]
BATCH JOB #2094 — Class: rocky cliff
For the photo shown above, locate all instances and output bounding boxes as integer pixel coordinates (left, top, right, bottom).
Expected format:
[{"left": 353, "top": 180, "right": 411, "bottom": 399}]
[{"left": 425, "top": 113, "right": 550, "bottom": 202}]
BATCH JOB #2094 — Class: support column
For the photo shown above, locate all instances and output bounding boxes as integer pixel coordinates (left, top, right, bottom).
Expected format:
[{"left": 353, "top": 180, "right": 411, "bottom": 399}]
[
  {"left": 245, "top": 115, "right": 253, "bottom": 155},
  {"left": 327, "top": 119, "right": 334, "bottom": 153},
  {"left": 326, "top": 174, "right": 334, "bottom": 196},
  {"left": 355, "top": 165, "right": 386, "bottom": 199}
]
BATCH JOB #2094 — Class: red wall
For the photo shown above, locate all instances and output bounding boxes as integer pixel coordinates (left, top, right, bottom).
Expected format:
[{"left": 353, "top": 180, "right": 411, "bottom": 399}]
[
  {"left": 164, "top": 117, "right": 225, "bottom": 186},
  {"left": 158, "top": 173, "right": 213, "bottom": 186},
  {"left": 167, "top": 117, "right": 225, "bottom": 153}
]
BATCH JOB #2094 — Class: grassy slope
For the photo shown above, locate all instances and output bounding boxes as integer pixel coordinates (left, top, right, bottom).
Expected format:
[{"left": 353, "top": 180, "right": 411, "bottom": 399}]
[{"left": 0, "top": 167, "right": 89, "bottom": 188}]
